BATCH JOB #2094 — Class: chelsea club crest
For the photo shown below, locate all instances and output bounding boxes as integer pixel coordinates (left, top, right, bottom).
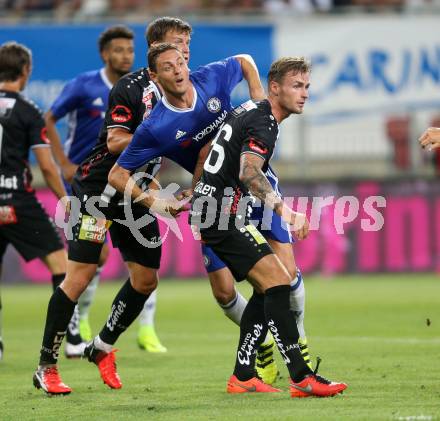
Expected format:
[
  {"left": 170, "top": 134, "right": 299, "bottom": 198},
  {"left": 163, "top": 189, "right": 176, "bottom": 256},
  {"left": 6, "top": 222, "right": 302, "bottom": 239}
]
[{"left": 207, "top": 97, "right": 221, "bottom": 113}]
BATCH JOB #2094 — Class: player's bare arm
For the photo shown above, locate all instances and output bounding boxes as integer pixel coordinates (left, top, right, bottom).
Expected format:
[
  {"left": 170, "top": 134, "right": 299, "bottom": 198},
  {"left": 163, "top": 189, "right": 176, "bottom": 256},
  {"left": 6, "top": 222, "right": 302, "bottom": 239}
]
[
  {"left": 44, "top": 110, "right": 78, "bottom": 183},
  {"left": 419, "top": 127, "right": 440, "bottom": 150},
  {"left": 106, "top": 127, "right": 133, "bottom": 154},
  {"left": 239, "top": 152, "right": 309, "bottom": 240},
  {"left": 34, "top": 146, "right": 69, "bottom": 208},
  {"left": 192, "top": 142, "right": 211, "bottom": 190},
  {"left": 108, "top": 163, "right": 185, "bottom": 217},
  {"left": 234, "top": 55, "right": 266, "bottom": 101}
]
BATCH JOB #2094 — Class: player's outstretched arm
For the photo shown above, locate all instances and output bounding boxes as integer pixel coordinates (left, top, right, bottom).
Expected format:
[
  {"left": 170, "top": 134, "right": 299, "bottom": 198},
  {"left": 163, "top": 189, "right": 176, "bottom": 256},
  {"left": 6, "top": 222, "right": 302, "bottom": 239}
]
[
  {"left": 419, "top": 127, "right": 440, "bottom": 151},
  {"left": 192, "top": 142, "right": 211, "bottom": 190},
  {"left": 34, "top": 146, "right": 69, "bottom": 208},
  {"left": 44, "top": 111, "right": 78, "bottom": 183},
  {"left": 239, "top": 152, "right": 309, "bottom": 240},
  {"left": 234, "top": 55, "right": 266, "bottom": 101},
  {"left": 107, "top": 127, "right": 133, "bottom": 154},
  {"left": 108, "top": 164, "right": 186, "bottom": 217}
]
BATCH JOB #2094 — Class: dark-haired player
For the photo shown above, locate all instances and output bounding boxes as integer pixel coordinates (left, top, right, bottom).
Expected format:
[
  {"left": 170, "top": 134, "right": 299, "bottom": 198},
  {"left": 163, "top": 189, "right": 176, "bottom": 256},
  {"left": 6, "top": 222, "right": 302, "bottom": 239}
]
[
  {"left": 43, "top": 25, "right": 146, "bottom": 355},
  {"left": 0, "top": 42, "right": 68, "bottom": 362},
  {"left": 190, "top": 57, "right": 347, "bottom": 397},
  {"left": 32, "top": 17, "right": 262, "bottom": 395}
]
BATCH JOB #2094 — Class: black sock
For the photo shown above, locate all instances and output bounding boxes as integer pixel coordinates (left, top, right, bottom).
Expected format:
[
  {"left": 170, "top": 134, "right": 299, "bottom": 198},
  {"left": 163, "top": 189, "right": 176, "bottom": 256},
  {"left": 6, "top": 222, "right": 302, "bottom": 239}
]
[
  {"left": 265, "top": 285, "right": 313, "bottom": 383},
  {"left": 50, "top": 273, "right": 82, "bottom": 345},
  {"left": 99, "top": 279, "right": 150, "bottom": 345},
  {"left": 51, "top": 273, "right": 65, "bottom": 291},
  {"left": 39, "top": 287, "right": 76, "bottom": 365},
  {"left": 233, "top": 290, "right": 267, "bottom": 381}
]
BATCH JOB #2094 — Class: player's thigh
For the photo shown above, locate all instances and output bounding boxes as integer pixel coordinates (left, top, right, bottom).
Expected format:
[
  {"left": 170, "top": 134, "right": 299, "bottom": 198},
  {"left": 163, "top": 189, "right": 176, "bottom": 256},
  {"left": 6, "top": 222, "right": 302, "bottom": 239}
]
[
  {"left": 98, "top": 241, "right": 110, "bottom": 267},
  {"left": 267, "top": 238, "right": 297, "bottom": 281},
  {"left": 247, "top": 253, "right": 291, "bottom": 293},
  {"left": 42, "top": 249, "right": 67, "bottom": 275},
  {"left": 61, "top": 259, "right": 100, "bottom": 301}
]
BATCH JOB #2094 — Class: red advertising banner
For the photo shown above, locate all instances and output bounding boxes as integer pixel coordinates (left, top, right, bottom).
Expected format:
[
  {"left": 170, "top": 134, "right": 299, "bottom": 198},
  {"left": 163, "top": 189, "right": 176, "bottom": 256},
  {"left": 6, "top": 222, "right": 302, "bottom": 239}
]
[{"left": 1, "top": 179, "right": 439, "bottom": 283}]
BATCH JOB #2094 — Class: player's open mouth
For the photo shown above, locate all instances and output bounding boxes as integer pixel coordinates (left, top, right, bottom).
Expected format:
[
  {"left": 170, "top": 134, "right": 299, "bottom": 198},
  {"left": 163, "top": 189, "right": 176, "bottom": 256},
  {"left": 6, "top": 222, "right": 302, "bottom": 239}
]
[{"left": 176, "top": 78, "right": 184, "bottom": 84}]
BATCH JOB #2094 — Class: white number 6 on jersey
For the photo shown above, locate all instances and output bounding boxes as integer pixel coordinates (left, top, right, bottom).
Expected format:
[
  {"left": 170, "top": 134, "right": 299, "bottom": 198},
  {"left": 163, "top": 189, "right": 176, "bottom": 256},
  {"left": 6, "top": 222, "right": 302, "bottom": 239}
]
[{"left": 203, "top": 123, "right": 232, "bottom": 174}]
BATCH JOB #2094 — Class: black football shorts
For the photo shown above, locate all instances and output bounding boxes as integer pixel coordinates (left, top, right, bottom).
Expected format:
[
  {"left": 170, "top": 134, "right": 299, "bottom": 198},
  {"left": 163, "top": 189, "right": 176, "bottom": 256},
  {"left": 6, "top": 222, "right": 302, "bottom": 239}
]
[
  {"left": 0, "top": 193, "right": 63, "bottom": 262},
  {"left": 67, "top": 188, "right": 161, "bottom": 268},
  {"left": 199, "top": 223, "right": 273, "bottom": 281}
]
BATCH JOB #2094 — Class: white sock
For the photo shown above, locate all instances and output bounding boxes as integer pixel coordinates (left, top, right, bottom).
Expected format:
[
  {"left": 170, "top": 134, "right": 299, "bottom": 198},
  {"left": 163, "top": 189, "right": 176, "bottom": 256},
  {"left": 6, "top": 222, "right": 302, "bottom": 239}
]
[
  {"left": 138, "top": 289, "right": 157, "bottom": 327},
  {"left": 94, "top": 335, "right": 112, "bottom": 353},
  {"left": 78, "top": 267, "right": 101, "bottom": 320},
  {"left": 218, "top": 290, "right": 248, "bottom": 326},
  {"left": 289, "top": 269, "right": 306, "bottom": 340}
]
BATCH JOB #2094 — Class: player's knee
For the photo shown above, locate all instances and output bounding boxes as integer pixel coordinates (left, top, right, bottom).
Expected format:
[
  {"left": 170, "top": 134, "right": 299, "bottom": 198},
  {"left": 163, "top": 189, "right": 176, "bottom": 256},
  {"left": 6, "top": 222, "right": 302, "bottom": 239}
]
[
  {"left": 209, "top": 269, "right": 236, "bottom": 305},
  {"left": 284, "top": 262, "right": 297, "bottom": 282},
  {"left": 130, "top": 272, "right": 158, "bottom": 295},
  {"left": 212, "top": 287, "right": 236, "bottom": 306},
  {"left": 60, "top": 275, "right": 90, "bottom": 301}
]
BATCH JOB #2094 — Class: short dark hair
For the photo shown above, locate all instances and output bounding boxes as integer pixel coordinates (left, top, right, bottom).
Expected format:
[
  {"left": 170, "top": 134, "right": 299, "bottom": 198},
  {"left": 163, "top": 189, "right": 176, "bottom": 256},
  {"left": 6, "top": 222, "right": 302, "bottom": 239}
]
[
  {"left": 148, "top": 43, "right": 181, "bottom": 73},
  {"left": 98, "top": 25, "right": 134, "bottom": 53},
  {"left": 268, "top": 57, "right": 311, "bottom": 85},
  {"left": 0, "top": 41, "right": 32, "bottom": 82},
  {"left": 146, "top": 17, "right": 192, "bottom": 47}
]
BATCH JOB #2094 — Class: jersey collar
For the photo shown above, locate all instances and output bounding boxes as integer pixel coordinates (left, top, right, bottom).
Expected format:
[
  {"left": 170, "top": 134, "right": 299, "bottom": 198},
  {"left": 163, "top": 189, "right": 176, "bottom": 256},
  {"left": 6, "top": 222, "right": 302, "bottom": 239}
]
[
  {"left": 100, "top": 68, "right": 113, "bottom": 90},
  {"left": 161, "top": 85, "right": 197, "bottom": 113}
]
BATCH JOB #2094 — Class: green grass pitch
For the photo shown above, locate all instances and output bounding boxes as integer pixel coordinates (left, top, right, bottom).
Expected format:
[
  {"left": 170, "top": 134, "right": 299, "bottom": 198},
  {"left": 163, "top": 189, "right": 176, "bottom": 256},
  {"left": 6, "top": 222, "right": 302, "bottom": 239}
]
[{"left": 0, "top": 275, "right": 439, "bottom": 420}]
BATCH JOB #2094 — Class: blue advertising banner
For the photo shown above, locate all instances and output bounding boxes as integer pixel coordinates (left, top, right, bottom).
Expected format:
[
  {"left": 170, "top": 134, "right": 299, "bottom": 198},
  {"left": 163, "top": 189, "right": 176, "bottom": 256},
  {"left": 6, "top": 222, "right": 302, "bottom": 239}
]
[{"left": 0, "top": 23, "right": 273, "bottom": 111}]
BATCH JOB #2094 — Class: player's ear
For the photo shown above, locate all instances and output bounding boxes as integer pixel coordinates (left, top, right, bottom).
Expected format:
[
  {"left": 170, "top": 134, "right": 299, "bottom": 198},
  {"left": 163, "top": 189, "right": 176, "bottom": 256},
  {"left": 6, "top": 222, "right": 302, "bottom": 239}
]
[
  {"left": 269, "top": 80, "right": 279, "bottom": 96},
  {"left": 101, "top": 47, "right": 109, "bottom": 64},
  {"left": 148, "top": 68, "right": 158, "bottom": 83}
]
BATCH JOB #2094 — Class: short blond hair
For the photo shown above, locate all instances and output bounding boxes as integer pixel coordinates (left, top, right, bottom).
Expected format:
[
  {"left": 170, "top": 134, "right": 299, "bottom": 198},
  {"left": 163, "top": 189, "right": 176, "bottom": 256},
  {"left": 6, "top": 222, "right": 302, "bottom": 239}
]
[{"left": 268, "top": 57, "right": 311, "bottom": 85}]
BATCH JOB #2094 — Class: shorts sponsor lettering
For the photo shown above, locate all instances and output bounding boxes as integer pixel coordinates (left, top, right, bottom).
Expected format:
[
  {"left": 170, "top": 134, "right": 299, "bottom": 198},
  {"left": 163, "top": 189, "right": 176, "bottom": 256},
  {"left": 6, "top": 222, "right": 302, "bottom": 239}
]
[{"left": 78, "top": 214, "right": 111, "bottom": 243}]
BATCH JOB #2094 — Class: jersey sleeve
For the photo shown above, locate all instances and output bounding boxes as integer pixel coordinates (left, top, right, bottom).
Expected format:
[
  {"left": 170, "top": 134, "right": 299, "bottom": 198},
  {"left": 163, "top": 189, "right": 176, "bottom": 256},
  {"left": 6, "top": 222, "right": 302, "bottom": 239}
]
[
  {"left": 117, "top": 123, "right": 164, "bottom": 171},
  {"left": 197, "top": 57, "right": 243, "bottom": 94},
  {"left": 27, "top": 105, "right": 51, "bottom": 149},
  {"left": 50, "top": 77, "right": 83, "bottom": 119},
  {"left": 104, "top": 78, "right": 139, "bottom": 132},
  {"left": 240, "top": 112, "right": 278, "bottom": 161}
]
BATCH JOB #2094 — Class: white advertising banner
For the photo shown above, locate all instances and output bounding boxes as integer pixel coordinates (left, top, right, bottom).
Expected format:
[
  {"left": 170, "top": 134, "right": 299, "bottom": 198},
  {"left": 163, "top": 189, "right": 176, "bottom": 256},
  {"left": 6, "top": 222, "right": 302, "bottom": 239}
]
[{"left": 275, "top": 16, "right": 440, "bottom": 119}]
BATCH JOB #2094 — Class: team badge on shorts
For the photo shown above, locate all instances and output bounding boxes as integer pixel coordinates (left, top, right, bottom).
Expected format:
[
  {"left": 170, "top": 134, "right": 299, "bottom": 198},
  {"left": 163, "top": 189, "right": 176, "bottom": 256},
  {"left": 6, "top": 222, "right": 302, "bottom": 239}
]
[
  {"left": 207, "top": 97, "right": 221, "bottom": 113},
  {"left": 203, "top": 254, "right": 211, "bottom": 267},
  {"left": 78, "top": 215, "right": 112, "bottom": 243}
]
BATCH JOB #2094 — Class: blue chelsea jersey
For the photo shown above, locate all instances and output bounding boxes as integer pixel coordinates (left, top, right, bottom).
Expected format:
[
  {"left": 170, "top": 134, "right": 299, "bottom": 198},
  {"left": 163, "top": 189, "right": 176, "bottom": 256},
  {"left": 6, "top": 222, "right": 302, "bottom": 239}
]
[
  {"left": 51, "top": 68, "right": 112, "bottom": 165},
  {"left": 117, "top": 57, "right": 242, "bottom": 174}
]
